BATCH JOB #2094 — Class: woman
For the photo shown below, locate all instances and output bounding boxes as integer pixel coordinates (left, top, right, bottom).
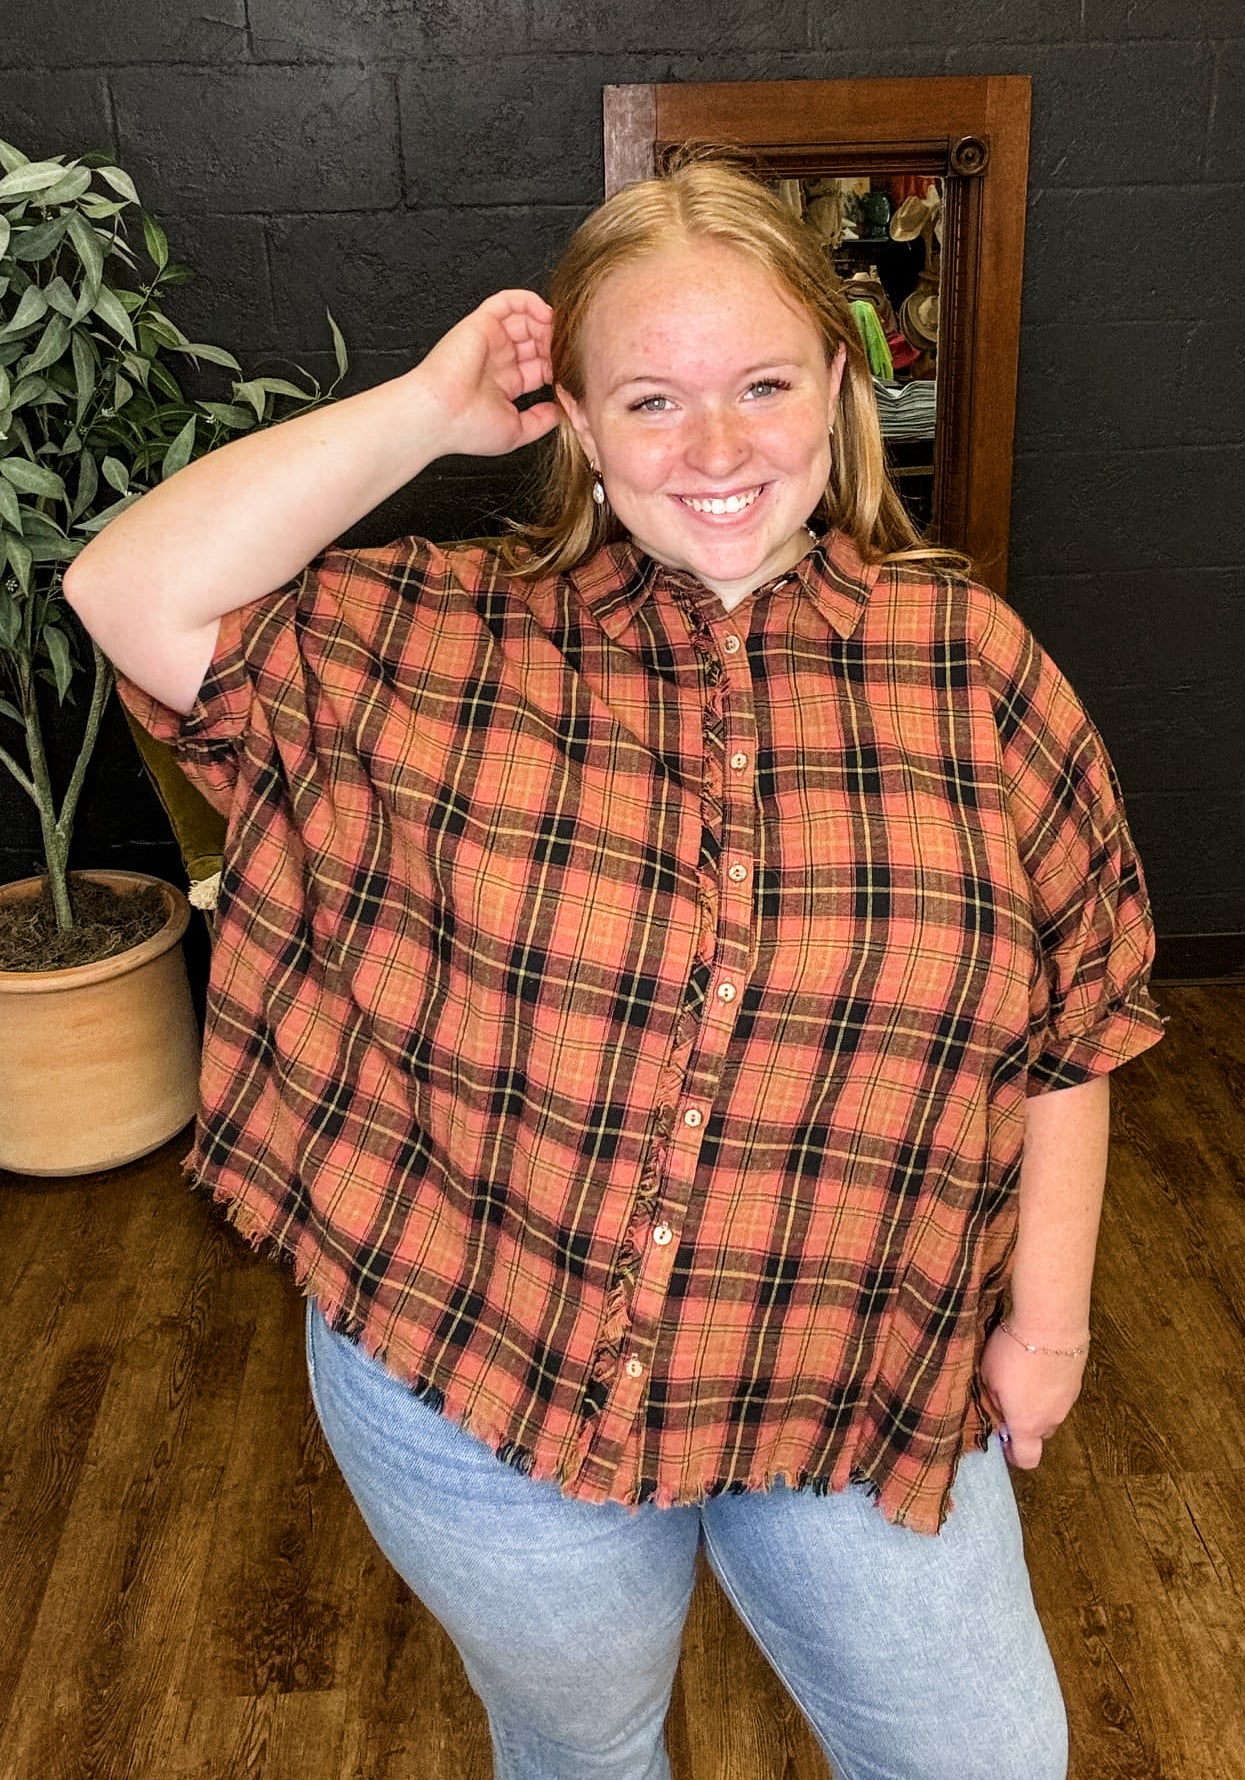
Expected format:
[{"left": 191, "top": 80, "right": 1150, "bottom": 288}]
[{"left": 66, "top": 159, "right": 1163, "bottom": 1780}]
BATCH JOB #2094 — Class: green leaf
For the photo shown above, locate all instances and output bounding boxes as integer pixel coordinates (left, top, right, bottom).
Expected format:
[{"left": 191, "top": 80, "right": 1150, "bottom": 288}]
[
  {"left": 3, "top": 412, "right": 31, "bottom": 456},
  {"left": 0, "top": 140, "right": 28, "bottom": 176},
  {"left": 326, "top": 309, "right": 348, "bottom": 380},
  {"left": 0, "top": 159, "right": 70, "bottom": 200},
  {"left": 17, "top": 312, "right": 71, "bottom": 377},
  {"left": 0, "top": 580, "right": 20, "bottom": 648},
  {"left": 42, "top": 622, "right": 73, "bottom": 699},
  {"left": 200, "top": 401, "right": 256, "bottom": 430},
  {"left": 5, "top": 376, "right": 59, "bottom": 416},
  {"left": 156, "top": 260, "right": 194, "bottom": 288},
  {"left": 121, "top": 352, "right": 151, "bottom": 387},
  {"left": 71, "top": 329, "right": 97, "bottom": 418},
  {"left": 27, "top": 535, "right": 77, "bottom": 563},
  {"left": 0, "top": 695, "right": 21, "bottom": 724},
  {"left": 231, "top": 378, "right": 267, "bottom": 423},
  {"left": 0, "top": 283, "right": 48, "bottom": 339},
  {"left": 2, "top": 530, "right": 32, "bottom": 592},
  {"left": 90, "top": 283, "right": 136, "bottom": 346},
  {"left": 0, "top": 477, "right": 21, "bottom": 531},
  {"left": 41, "top": 275, "right": 79, "bottom": 318},
  {"left": 101, "top": 455, "right": 129, "bottom": 493},
  {"left": 141, "top": 211, "right": 168, "bottom": 271},
  {"left": 112, "top": 370, "right": 133, "bottom": 410},
  {"left": 138, "top": 312, "right": 188, "bottom": 349},
  {"left": 77, "top": 195, "right": 127, "bottom": 221},
  {"left": 66, "top": 214, "right": 105, "bottom": 297},
  {"left": 77, "top": 490, "right": 140, "bottom": 532},
  {"left": 20, "top": 505, "right": 67, "bottom": 539},
  {"left": 251, "top": 375, "right": 311, "bottom": 402},
  {"left": 175, "top": 340, "right": 241, "bottom": 372},
  {"left": 161, "top": 413, "right": 196, "bottom": 478},
  {"left": 39, "top": 167, "right": 93, "bottom": 207},
  {"left": 71, "top": 451, "right": 98, "bottom": 521},
  {"left": 7, "top": 214, "right": 72, "bottom": 261},
  {"left": 0, "top": 457, "right": 67, "bottom": 499},
  {"left": 97, "top": 165, "right": 141, "bottom": 205},
  {"left": 0, "top": 216, "right": 10, "bottom": 260},
  {"left": 146, "top": 360, "right": 183, "bottom": 402}
]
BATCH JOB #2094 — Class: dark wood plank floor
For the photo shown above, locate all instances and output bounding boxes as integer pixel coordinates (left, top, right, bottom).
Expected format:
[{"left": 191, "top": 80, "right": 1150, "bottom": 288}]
[{"left": 2, "top": 983, "right": 1242, "bottom": 1779}]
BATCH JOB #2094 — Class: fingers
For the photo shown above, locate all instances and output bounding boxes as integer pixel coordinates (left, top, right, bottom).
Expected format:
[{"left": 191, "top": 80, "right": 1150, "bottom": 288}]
[
  {"left": 996, "top": 1425, "right": 1045, "bottom": 1469},
  {"left": 479, "top": 287, "right": 554, "bottom": 324},
  {"left": 513, "top": 399, "right": 562, "bottom": 448},
  {"left": 477, "top": 294, "right": 553, "bottom": 398},
  {"left": 480, "top": 289, "right": 554, "bottom": 351}
]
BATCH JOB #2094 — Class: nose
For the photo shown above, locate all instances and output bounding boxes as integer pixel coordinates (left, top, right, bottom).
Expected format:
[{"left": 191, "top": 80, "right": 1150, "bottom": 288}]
[{"left": 685, "top": 406, "right": 749, "bottom": 479}]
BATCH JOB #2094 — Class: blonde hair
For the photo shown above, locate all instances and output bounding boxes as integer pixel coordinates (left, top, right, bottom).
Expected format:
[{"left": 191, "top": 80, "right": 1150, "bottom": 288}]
[{"left": 502, "top": 154, "right": 968, "bottom": 580}]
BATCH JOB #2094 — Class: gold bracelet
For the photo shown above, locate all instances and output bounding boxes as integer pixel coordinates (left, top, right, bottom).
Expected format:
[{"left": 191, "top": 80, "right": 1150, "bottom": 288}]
[{"left": 998, "top": 1320, "right": 1090, "bottom": 1358}]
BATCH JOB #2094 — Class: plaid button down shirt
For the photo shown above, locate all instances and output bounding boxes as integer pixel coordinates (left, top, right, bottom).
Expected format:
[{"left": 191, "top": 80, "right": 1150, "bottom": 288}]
[{"left": 120, "top": 528, "right": 1163, "bottom": 1532}]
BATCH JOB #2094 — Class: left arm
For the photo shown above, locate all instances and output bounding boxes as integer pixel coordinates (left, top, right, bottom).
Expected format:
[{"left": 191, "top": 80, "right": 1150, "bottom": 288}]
[{"left": 979, "top": 1073, "right": 1111, "bottom": 1469}]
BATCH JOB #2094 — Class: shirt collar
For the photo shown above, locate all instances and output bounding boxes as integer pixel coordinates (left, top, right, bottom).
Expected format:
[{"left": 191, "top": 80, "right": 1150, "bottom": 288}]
[{"left": 567, "top": 528, "right": 881, "bottom": 642}]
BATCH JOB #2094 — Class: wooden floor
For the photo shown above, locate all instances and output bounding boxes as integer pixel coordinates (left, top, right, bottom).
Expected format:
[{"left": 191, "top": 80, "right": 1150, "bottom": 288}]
[{"left": 1, "top": 983, "right": 1242, "bottom": 1780}]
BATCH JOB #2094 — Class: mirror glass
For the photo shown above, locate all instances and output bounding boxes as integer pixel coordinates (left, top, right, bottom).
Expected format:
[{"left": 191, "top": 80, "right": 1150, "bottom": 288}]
[{"left": 771, "top": 172, "right": 943, "bottom": 536}]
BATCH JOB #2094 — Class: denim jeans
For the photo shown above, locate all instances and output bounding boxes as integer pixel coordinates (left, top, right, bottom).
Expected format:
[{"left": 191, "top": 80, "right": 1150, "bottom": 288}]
[{"left": 306, "top": 1302, "right": 1066, "bottom": 1780}]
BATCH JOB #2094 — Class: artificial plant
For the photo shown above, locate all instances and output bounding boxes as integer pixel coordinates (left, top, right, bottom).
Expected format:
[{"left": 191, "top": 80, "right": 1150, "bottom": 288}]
[{"left": 0, "top": 140, "right": 346, "bottom": 935}]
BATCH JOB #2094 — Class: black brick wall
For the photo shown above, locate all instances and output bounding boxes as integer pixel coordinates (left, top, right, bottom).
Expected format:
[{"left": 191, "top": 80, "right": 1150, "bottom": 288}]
[{"left": 2, "top": 1, "right": 1242, "bottom": 935}]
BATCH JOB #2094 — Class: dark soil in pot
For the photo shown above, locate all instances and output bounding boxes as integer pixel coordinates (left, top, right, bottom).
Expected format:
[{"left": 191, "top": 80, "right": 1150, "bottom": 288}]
[{"left": 0, "top": 877, "right": 168, "bottom": 971}]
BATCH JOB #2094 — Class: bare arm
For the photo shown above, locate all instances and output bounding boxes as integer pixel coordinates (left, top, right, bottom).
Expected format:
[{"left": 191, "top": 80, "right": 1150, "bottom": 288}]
[
  {"left": 64, "top": 290, "right": 557, "bottom": 714},
  {"left": 979, "top": 1072, "right": 1110, "bottom": 1469}
]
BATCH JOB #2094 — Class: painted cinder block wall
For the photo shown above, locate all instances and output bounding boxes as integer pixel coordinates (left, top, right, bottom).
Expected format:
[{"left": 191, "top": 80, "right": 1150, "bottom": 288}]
[{"left": 2, "top": 1, "right": 1242, "bottom": 937}]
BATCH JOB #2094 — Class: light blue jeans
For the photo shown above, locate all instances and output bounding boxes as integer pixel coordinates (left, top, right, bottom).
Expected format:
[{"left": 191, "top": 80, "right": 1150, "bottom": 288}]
[{"left": 306, "top": 1303, "right": 1066, "bottom": 1780}]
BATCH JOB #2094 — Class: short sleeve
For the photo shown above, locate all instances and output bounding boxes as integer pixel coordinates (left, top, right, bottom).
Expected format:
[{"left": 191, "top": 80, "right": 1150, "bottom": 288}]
[
  {"left": 976, "top": 592, "right": 1165, "bottom": 1092},
  {"left": 114, "top": 532, "right": 421, "bottom": 818},
  {"left": 115, "top": 597, "right": 273, "bottom": 818}
]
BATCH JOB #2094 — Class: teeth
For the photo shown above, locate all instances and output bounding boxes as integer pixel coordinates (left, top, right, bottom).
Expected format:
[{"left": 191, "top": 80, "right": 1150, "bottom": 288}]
[{"left": 683, "top": 488, "right": 760, "bottom": 515}]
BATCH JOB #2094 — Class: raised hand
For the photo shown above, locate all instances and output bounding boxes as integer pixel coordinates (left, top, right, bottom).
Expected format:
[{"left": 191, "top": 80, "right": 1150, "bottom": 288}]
[{"left": 414, "top": 289, "right": 560, "bottom": 460}]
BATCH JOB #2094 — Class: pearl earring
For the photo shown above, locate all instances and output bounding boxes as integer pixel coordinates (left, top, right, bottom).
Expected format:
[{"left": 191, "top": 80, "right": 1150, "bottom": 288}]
[{"left": 591, "top": 471, "right": 606, "bottom": 507}]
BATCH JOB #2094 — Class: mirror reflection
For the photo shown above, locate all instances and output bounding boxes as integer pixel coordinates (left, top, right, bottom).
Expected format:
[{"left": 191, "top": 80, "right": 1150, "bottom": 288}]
[{"left": 771, "top": 173, "right": 943, "bottom": 535}]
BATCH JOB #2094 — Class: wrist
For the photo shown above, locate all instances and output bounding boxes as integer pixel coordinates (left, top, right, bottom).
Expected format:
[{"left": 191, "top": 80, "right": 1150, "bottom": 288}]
[
  {"left": 388, "top": 366, "right": 463, "bottom": 467},
  {"left": 997, "top": 1319, "right": 1091, "bottom": 1358}
]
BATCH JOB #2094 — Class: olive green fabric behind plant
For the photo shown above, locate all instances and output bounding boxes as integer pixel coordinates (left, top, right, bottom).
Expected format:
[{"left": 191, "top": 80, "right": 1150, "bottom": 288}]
[{"left": 122, "top": 706, "right": 226, "bottom": 886}]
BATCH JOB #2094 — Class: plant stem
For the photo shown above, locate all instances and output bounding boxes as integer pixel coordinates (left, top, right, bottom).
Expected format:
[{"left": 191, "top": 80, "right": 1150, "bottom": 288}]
[
  {"left": 57, "top": 637, "right": 113, "bottom": 864},
  {"left": 0, "top": 737, "right": 38, "bottom": 802},
  {"left": 20, "top": 660, "right": 74, "bottom": 930}
]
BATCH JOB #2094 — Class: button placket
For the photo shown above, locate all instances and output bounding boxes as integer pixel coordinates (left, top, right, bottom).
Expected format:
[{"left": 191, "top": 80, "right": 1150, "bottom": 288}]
[{"left": 588, "top": 586, "right": 762, "bottom": 1455}]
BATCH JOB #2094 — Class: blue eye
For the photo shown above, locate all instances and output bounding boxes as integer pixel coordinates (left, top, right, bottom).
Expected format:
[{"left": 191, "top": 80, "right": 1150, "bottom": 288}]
[
  {"left": 630, "top": 394, "right": 671, "bottom": 413},
  {"left": 746, "top": 379, "right": 790, "bottom": 399}
]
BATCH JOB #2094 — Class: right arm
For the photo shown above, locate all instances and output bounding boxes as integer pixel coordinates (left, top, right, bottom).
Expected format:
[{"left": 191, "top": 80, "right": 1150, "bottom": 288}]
[{"left": 63, "top": 290, "right": 558, "bottom": 714}]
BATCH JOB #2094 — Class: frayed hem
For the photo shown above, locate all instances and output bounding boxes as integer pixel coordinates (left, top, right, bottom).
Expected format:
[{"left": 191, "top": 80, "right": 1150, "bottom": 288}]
[{"left": 188, "top": 1169, "right": 970, "bottom": 1536}]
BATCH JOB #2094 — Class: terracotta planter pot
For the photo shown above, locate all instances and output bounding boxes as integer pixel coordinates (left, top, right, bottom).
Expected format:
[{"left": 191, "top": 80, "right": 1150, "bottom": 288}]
[{"left": 0, "top": 870, "right": 201, "bottom": 1177}]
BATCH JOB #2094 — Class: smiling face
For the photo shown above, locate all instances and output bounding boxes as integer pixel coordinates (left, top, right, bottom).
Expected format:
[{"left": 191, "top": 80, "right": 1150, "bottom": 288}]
[{"left": 558, "top": 239, "right": 846, "bottom": 610}]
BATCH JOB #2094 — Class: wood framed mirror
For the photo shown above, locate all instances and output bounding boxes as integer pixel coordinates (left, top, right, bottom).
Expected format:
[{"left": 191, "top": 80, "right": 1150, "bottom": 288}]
[{"left": 604, "top": 77, "right": 1031, "bottom": 594}]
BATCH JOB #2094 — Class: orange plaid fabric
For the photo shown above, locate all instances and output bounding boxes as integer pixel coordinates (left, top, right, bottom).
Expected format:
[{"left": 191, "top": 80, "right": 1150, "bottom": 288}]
[{"left": 119, "top": 528, "right": 1163, "bottom": 1532}]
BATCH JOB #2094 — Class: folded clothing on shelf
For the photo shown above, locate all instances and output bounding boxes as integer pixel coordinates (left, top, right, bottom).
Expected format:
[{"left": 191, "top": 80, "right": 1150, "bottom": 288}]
[{"left": 873, "top": 378, "right": 938, "bottom": 441}]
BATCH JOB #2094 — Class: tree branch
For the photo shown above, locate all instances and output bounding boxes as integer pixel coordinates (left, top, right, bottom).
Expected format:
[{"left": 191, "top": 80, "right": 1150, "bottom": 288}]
[
  {"left": 56, "top": 636, "right": 114, "bottom": 847},
  {"left": 0, "top": 738, "right": 38, "bottom": 802}
]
